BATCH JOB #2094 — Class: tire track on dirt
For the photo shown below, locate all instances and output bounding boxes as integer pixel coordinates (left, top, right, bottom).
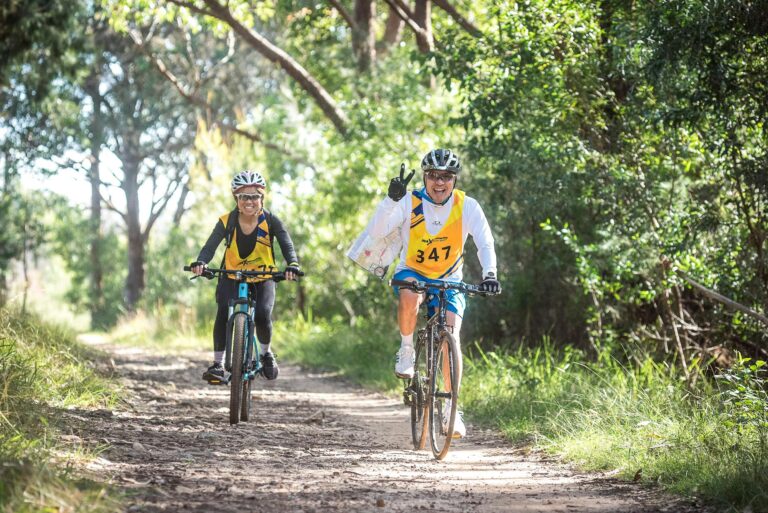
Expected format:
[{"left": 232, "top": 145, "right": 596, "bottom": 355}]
[{"left": 63, "top": 341, "right": 708, "bottom": 512}]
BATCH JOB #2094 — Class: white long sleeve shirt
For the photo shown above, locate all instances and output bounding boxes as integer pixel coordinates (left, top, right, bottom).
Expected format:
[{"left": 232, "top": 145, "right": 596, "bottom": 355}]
[{"left": 369, "top": 188, "right": 497, "bottom": 281}]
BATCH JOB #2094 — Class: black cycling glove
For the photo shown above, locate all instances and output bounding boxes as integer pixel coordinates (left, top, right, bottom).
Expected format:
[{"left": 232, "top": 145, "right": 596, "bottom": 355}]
[
  {"left": 479, "top": 273, "right": 501, "bottom": 294},
  {"left": 388, "top": 163, "right": 415, "bottom": 202},
  {"left": 285, "top": 263, "right": 301, "bottom": 275}
]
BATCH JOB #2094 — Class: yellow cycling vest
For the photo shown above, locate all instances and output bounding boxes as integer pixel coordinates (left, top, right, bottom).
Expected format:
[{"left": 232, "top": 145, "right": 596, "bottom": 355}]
[
  {"left": 405, "top": 190, "right": 465, "bottom": 279},
  {"left": 220, "top": 211, "right": 278, "bottom": 283}
]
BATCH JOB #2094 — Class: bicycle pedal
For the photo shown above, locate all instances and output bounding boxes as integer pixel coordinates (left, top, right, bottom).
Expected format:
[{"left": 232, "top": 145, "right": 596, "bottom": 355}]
[{"left": 206, "top": 376, "right": 231, "bottom": 385}]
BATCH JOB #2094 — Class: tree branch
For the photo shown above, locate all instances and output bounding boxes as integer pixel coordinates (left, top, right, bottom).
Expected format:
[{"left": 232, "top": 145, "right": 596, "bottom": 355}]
[
  {"left": 432, "top": 0, "right": 482, "bottom": 37},
  {"left": 678, "top": 270, "right": 768, "bottom": 328},
  {"left": 327, "top": 0, "right": 356, "bottom": 29},
  {"left": 127, "top": 28, "right": 315, "bottom": 167},
  {"left": 382, "top": 0, "right": 422, "bottom": 34},
  {"left": 100, "top": 192, "right": 128, "bottom": 223},
  {"left": 382, "top": 0, "right": 436, "bottom": 51},
  {"left": 165, "top": 0, "right": 215, "bottom": 18},
  {"left": 200, "top": 0, "right": 349, "bottom": 134},
  {"left": 144, "top": 176, "right": 181, "bottom": 243}
]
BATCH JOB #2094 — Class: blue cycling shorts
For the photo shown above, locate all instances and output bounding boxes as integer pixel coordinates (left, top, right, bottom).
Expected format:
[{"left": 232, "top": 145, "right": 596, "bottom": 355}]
[{"left": 392, "top": 269, "right": 466, "bottom": 318}]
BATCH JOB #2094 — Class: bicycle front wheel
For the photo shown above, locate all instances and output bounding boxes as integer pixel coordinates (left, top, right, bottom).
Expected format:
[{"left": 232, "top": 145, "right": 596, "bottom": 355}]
[
  {"left": 428, "top": 329, "right": 460, "bottom": 460},
  {"left": 240, "top": 375, "right": 252, "bottom": 421},
  {"left": 410, "top": 335, "right": 429, "bottom": 450},
  {"left": 229, "top": 313, "right": 247, "bottom": 425}
]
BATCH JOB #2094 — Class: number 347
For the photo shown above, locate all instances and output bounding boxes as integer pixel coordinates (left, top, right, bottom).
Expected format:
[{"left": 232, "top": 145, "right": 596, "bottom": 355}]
[{"left": 415, "top": 246, "right": 451, "bottom": 263}]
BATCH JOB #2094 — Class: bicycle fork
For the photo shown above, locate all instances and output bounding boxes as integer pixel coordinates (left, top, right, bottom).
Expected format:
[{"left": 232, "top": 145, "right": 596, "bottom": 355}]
[{"left": 225, "top": 296, "right": 261, "bottom": 382}]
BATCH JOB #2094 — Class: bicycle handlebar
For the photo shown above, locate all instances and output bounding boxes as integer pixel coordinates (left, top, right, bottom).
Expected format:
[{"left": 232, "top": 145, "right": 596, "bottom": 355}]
[
  {"left": 183, "top": 266, "right": 305, "bottom": 282},
  {"left": 389, "top": 278, "right": 500, "bottom": 297}
]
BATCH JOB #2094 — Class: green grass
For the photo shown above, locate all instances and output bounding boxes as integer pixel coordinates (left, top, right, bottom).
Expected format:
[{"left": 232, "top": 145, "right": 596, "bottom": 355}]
[
  {"left": 275, "top": 313, "right": 401, "bottom": 391},
  {"left": 276, "top": 316, "right": 768, "bottom": 512},
  {"left": 0, "top": 307, "right": 120, "bottom": 513},
  {"left": 461, "top": 342, "right": 768, "bottom": 512},
  {"left": 105, "top": 310, "right": 203, "bottom": 354}
]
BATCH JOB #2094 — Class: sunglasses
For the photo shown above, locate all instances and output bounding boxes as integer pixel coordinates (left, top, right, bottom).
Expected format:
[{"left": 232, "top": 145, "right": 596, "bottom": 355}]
[
  {"left": 425, "top": 171, "right": 456, "bottom": 183},
  {"left": 235, "top": 193, "right": 263, "bottom": 202}
]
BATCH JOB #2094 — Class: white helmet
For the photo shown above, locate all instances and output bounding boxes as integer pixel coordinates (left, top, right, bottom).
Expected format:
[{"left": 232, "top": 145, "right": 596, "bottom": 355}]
[
  {"left": 231, "top": 170, "right": 267, "bottom": 192},
  {"left": 421, "top": 149, "right": 461, "bottom": 174}
]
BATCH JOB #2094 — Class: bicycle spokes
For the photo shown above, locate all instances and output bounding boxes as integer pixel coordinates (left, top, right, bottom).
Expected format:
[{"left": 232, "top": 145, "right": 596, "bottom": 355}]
[{"left": 429, "top": 331, "right": 459, "bottom": 460}]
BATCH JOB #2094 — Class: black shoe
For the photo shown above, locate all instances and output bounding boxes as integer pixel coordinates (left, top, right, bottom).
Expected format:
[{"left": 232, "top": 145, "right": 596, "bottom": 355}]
[
  {"left": 260, "top": 352, "right": 279, "bottom": 380},
  {"left": 202, "top": 362, "right": 229, "bottom": 384}
]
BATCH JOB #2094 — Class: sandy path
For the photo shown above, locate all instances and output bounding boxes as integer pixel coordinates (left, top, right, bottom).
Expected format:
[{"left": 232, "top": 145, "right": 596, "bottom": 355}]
[{"left": 62, "top": 341, "right": 706, "bottom": 512}]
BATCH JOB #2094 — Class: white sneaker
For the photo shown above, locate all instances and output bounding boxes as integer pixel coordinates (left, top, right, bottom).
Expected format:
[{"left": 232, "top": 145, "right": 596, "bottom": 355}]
[
  {"left": 394, "top": 346, "right": 415, "bottom": 378},
  {"left": 443, "top": 406, "right": 466, "bottom": 439}
]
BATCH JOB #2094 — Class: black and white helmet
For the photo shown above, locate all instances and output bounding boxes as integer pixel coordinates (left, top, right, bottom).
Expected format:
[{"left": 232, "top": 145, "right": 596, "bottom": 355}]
[
  {"left": 231, "top": 170, "right": 267, "bottom": 192},
  {"left": 421, "top": 149, "right": 461, "bottom": 174}
]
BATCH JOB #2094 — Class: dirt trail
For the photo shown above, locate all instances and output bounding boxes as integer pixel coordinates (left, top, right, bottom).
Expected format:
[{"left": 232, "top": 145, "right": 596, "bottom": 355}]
[{"left": 63, "top": 339, "right": 706, "bottom": 513}]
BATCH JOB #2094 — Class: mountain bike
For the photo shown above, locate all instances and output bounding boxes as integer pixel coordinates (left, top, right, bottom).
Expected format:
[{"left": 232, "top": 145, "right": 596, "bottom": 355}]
[
  {"left": 184, "top": 266, "right": 304, "bottom": 425},
  {"left": 391, "top": 278, "right": 499, "bottom": 460}
]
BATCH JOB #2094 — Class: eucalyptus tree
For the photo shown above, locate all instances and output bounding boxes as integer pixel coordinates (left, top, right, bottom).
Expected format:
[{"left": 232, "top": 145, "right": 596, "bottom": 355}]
[{"left": 88, "top": 28, "right": 198, "bottom": 311}]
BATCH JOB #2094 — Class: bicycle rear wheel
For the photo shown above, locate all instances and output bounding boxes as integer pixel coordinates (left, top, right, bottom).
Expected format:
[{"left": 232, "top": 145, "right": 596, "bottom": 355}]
[
  {"left": 229, "top": 313, "right": 247, "bottom": 425},
  {"left": 410, "top": 334, "right": 429, "bottom": 450},
  {"left": 428, "top": 329, "right": 459, "bottom": 460}
]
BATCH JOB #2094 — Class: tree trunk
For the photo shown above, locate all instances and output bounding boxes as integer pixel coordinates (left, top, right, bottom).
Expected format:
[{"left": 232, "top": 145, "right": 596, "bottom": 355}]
[
  {"left": 122, "top": 143, "right": 145, "bottom": 311},
  {"left": 85, "top": 69, "right": 106, "bottom": 328},
  {"left": 173, "top": 181, "right": 189, "bottom": 225},
  {"left": 379, "top": 6, "right": 404, "bottom": 54},
  {"left": 413, "top": 0, "right": 434, "bottom": 53},
  {"left": 353, "top": 0, "right": 376, "bottom": 71}
]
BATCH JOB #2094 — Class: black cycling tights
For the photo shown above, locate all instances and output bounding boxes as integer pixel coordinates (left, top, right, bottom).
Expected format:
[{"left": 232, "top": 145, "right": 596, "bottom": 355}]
[{"left": 213, "top": 280, "right": 276, "bottom": 352}]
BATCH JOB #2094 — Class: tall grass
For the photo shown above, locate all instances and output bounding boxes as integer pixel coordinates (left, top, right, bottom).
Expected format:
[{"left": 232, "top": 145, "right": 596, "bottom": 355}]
[
  {"left": 0, "top": 307, "right": 119, "bottom": 512},
  {"left": 106, "top": 310, "right": 203, "bottom": 354},
  {"left": 462, "top": 341, "right": 768, "bottom": 511}
]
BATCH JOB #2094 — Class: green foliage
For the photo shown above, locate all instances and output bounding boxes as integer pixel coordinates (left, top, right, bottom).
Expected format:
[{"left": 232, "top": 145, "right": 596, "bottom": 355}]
[
  {"left": 716, "top": 357, "right": 768, "bottom": 432},
  {"left": 0, "top": 189, "right": 45, "bottom": 275},
  {"left": 275, "top": 315, "right": 401, "bottom": 391},
  {"left": 428, "top": 0, "right": 768, "bottom": 357},
  {"left": 49, "top": 197, "right": 125, "bottom": 328},
  {"left": 0, "top": 307, "right": 118, "bottom": 511}
]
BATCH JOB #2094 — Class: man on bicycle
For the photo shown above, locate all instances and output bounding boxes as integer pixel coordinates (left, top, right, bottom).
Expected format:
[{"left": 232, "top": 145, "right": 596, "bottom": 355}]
[
  {"left": 190, "top": 170, "right": 300, "bottom": 383},
  {"left": 369, "top": 148, "right": 500, "bottom": 438}
]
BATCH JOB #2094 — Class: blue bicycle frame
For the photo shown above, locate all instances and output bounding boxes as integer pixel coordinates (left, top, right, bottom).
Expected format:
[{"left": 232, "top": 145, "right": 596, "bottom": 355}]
[{"left": 224, "top": 277, "right": 262, "bottom": 381}]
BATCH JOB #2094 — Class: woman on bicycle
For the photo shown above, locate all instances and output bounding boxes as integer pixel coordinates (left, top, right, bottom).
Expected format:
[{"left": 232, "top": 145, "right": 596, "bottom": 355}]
[
  {"left": 368, "top": 149, "right": 501, "bottom": 438},
  {"left": 190, "top": 170, "right": 300, "bottom": 382}
]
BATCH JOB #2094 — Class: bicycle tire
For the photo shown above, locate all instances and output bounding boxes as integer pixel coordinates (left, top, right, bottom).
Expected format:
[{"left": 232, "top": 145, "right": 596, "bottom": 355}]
[
  {"left": 410, "top": 333, "right": 429, "bottom": 450},
  {"left": 240, "top": 324, "right": 255, "bottom": 422},
  {"left": 428, "top": 329, "right": 459, "bottom": 460},
  {"left": 229, "top": 313, "right": 247, "bottom": 425},
  {"left": 240, "top": 374, "right": 252, "bottom": 421}
]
